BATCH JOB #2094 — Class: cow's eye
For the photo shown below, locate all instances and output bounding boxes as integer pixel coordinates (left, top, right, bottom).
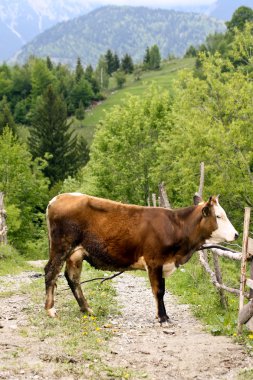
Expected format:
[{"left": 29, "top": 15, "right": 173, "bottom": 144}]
[{"left": 216, "top": 215, "right": 221, "bottom": 219}]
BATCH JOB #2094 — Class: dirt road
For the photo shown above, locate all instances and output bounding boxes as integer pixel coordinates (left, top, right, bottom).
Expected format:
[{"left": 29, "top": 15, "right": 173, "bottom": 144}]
[
  {"left": 0, "top": 267, "right": 252, "bottom": 379},
  {"left": 106, "top": 274, "right": 253, "bottom": 379}
]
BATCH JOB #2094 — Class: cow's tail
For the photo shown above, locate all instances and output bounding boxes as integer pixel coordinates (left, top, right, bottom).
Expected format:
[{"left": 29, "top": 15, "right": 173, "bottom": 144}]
[{"left": 46, "top": 204, "right": 52, "bottom": 254}]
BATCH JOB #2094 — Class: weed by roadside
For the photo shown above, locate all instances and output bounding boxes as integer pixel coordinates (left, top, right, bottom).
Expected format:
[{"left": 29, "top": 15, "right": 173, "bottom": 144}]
[
  {"left": 238, "top": 368, "right": 253, "bottom": 380},
  {"left": 166, "top": 254, "right": 253, "bottom": 350},
  {"left": 0, "top": 244, "right": 32, "bottom": 275}
]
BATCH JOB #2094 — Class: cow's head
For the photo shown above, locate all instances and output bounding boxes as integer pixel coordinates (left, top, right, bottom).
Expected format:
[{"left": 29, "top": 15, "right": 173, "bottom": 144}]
[{"left": 194, "top": 194, "right": 239, "bottom": 244}]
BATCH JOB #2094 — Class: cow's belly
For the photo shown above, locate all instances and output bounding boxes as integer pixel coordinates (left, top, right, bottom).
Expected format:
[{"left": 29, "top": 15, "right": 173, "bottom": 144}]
[
  {"left": 162, "top": 262, "right": 176, "bottom": 277},
  {"left": 129, "top": 256, "right": 177, "bottom": 278},
  {"left": 129, "top": 256, "right": 147, "bottom": 270}
]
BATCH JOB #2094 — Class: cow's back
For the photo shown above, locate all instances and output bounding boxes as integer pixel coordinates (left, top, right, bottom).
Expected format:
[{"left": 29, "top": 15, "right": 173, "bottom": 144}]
[{"left": 47, "top": 193, "right": 149, "bottom": 270}]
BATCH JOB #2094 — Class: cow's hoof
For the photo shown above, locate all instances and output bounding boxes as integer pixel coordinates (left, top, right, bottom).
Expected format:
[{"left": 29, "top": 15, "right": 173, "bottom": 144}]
[
  {"left": 158, "top": 315, "right": 171, "bottom": 324},
  {"left": 87, "top": 307, "right": 94, "bottom": 315},
  {"left": 46, "top": 307, "right": 57, "bottom": 318},
  {"left": 160, "top": 320, "right": 174, "bottom": 327},
  {"left": 81, "top": 307, "right": 94, "bottom": 315}
]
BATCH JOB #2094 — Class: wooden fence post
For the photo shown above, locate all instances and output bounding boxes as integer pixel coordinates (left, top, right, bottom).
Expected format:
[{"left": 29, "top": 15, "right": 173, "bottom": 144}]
[
  {"left": 198, "top": 162, "right": 205, "bottom": 197},
  {"left": 0, "top": 192, "right": 7, "bottom": 245},
  {"left": 212, "top": 251, "right": 228, "bottom": 309},
  {"left": 238, "top": 207, "right": 251, "bottom": 334},
  {"left": 152, "top": 193, "right": 157, "bottom": 207},
  {"left": 158, "top": 182, "right": 171, "bottom": 209}
]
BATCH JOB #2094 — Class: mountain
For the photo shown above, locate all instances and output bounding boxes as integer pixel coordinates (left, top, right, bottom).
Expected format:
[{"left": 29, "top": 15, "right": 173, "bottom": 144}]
[
  {"left": 13, "top": 5, "right": 225, "bottom": 68},
  {"left": 0, "top": 0, "right": 97, "bottom": 62},
  {"left": 208, "top": 0, "right": 253, "bottom": 20},
  {"left": 2, "top": 0, "right": 252, "bottom": 62}
]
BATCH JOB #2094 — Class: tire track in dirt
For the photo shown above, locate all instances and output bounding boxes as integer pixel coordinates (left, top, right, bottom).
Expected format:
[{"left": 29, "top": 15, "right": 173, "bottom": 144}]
[{"left": 105, "top": 274, "right": 253, "bottom": 380}]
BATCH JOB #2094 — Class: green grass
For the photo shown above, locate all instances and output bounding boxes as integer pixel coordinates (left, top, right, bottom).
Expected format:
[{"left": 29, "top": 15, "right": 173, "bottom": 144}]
[
  {"left": 0, "top": 244, "right": 32, "bottom": 275},
  {"left": 73, "top": 58, "right": 195, "bottom": 144},
  {"left": 238, "top": 368, "right": 253, "bottom": 380},
  {"left": 15, "top": 262, "right": 136, "bottom": 379},
  {"left": 166, "top": 253, "right": 253, "bottom": 349}
]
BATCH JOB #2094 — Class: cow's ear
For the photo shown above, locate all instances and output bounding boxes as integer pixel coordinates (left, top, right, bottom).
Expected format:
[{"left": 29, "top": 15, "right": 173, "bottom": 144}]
[
  {"left": 193, "top": 193, "right": 203, "bottom": 205},
  {"left": 202, "top": 206, "right": 210, "bottom": 217},
  {"left": 207, "top": 196, "right": 216, "bottom": 206}
]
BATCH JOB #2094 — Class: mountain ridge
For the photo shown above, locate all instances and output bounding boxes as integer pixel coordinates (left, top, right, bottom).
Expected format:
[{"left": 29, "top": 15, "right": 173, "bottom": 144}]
[
  {"left": 2, "top": 1, "right": 252, "bottom": 62},
  {"left": 13, "top": 5, "right": 225, "bottom": 67}
]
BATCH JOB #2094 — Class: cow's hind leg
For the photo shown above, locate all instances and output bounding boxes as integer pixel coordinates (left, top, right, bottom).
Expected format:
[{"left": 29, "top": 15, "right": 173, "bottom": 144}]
[
  {"left": 65, "top": 247, "right": 93, "bottom": 315},
  {"left": 148, "top": 266, "right": 169, "bottom": 324},
  {"left": 44, "top": 254, "right": 65, "bottom": 317}
]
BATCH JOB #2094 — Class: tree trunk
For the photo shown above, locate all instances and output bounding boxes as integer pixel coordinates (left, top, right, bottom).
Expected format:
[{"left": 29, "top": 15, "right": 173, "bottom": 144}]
[
  {"left": 0, "top": 192, "right": 7, "bottom": 245},
  {"left": 158, "top": 182, "right": 171, "bottom": 209}
]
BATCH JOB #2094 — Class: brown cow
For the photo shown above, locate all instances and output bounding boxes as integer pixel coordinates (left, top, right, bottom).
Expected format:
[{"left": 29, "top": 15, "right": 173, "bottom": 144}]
[{"left": 45, "top": 193, "right": 238, "bottom": 323}]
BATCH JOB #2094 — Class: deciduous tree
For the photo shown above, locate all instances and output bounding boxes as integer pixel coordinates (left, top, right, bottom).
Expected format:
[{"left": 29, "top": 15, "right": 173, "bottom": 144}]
[
  {"left": 81, "top": 86, "right": 172, "bottom": 204},
  {"left": 0, "top": 127, "right": 49, "bottom": 249},
  {"left": 226, "top": 6, "right": 253, "bottom": 32}
]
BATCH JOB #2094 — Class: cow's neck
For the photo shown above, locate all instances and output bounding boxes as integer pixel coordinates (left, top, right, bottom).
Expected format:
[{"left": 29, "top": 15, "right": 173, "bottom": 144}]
[{"left": 173, "top": 206, "right": 205, "bottom": 252}]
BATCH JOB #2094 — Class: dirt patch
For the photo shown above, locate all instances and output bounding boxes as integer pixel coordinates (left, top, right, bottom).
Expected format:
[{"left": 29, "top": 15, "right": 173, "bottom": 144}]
[
  {"left": 105, "top": 274, "right": 253, "bottom": 380},
  {"left": 0, "top": 269, "right": 91, "bottom": 380},
  {"left": 0, "top": 268, "right": 252, "bottom": 379}
]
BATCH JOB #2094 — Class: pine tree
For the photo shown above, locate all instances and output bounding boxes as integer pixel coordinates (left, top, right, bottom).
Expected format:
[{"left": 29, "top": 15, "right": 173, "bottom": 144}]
[
  {"left": 105, "top": 49, "right": 115, "bottom": 76},
  {"left": 29, "top": 85, "right": 78, "bottom": 185},
  {"left": 71, "top": 77, "right": 94, "bottom": 108},
  {"left": 85, "top": 65, "right": 94, "bottom": 81},
  {"left": 46, "top": 56, "right": 53, "bottom": 70},
  {"left": 0, "top": 96, "right": 16, "bottom": 135},
  {"left": 149, "top": 45, "right": 161, "bottom": 70},
  {"left": 85, "top": 65, "right": 100, "bottom": 95},
  {"left": 112, "top": 53, "right": 120, "bottom": 72},
  {"left": 75, "top": 57, "right": 84, "bottom": 82},
  {"left": 76, "top": 135, "right": 90, "bottom": 168},
  {"left": 121, "top": 54, "right": 134, "bottom": 74},
  {"left": 143, "top": 47, "right": 150, "bottom": 68}
]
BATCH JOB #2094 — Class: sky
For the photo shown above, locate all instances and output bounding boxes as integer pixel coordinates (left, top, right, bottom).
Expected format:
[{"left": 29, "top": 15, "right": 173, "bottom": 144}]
[
  {"left": 30, "top": 0, "right": 216, "bottom": 11},
  {"left": 95, "top": 0, "right": 215, "bottom": 6}
]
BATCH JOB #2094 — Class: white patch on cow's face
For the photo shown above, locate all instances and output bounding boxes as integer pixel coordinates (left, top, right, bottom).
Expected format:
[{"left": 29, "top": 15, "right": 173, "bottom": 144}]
[{"left": 206, "top": 202, "right": 238, "bottom": 244}]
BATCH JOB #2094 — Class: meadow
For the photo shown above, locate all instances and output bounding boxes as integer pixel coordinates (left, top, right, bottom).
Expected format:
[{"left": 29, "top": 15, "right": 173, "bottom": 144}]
[{"left": 73, "top": 58, "right": 195, "bottom": 143}]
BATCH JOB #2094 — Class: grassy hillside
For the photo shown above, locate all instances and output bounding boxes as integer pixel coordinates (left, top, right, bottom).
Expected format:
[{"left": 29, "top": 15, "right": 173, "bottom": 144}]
[{"left": 74, "top": 58, "right": 195, "bottom": 143}]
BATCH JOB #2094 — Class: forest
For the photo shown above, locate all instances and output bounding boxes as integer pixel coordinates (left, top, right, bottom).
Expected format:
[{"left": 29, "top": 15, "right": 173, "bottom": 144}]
[{"left": 0, "top": 7, "right": 252, "bottom": 258}]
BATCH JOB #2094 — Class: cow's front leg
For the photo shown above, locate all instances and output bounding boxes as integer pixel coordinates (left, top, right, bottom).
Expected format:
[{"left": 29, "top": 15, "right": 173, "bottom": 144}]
[{"left": 147, "top": 265, "right": 169, "bottom": 323}]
